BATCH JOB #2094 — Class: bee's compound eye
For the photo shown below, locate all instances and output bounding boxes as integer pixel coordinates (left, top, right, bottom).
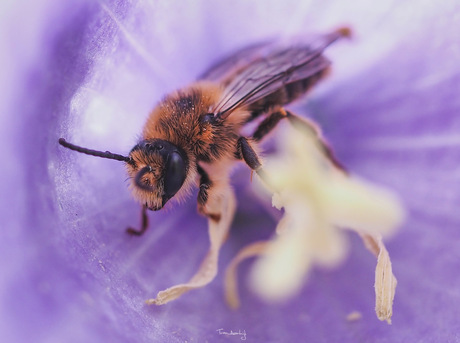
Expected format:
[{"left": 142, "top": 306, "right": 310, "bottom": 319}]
[{"left": 163, "top": 151, "right": 186, "bottom": 199}]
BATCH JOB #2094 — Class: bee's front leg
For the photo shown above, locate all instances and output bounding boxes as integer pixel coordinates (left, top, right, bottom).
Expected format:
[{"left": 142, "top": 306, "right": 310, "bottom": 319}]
[
  {"left": 197, "top": 164, "right": 221, "bottom": 222},
  {"left": 126, "top": 204, "right": 149, "bottom": 236}
]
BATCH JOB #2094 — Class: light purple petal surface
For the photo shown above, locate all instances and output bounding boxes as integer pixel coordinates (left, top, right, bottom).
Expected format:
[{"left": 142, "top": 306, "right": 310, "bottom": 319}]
[{"left": 1, "top": 0, "right": 460, "bottom": 342}]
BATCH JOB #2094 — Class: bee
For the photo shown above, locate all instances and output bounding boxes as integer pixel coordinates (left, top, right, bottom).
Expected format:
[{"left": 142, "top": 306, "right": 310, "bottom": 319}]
[{"left": 59, "top": 27, "right": 350, "bottom": 235}]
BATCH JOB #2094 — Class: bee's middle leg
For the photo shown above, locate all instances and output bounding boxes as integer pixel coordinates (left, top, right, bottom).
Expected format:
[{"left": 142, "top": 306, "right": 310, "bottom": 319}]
[
  {"left": 197, "top": 164, "right": 221, "bottom": 222},
  {"left": 236, "top": 137, "right": 266, "bottom": 181}
]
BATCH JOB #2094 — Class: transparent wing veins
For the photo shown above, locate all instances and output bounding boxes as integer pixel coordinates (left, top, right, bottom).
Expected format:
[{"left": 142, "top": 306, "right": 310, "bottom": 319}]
[{"left": 199, "top": 29, "right": 349, "bottom": 120}]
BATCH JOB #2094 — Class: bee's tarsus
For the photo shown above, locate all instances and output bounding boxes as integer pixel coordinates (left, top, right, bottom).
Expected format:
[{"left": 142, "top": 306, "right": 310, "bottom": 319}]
[{"left": 126, "top": 227, "right": 143, "bottom": 236}]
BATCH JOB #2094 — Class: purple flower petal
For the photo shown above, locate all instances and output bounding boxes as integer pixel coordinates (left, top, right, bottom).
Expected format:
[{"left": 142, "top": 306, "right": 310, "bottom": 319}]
[{"left": 2, "top": 0, "right": 460, "bottom": 342}]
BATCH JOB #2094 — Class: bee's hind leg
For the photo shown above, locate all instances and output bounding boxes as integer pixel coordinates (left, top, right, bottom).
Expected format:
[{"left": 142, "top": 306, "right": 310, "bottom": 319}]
[
  {"left": 252, "top": 109, "right": 288, "bottom": 142},
  {"left": 250, "top": 107, "right": 345, "bottom": 172},
  {"left": 285, "top": 110, "right": 347, "bottom": 172}
]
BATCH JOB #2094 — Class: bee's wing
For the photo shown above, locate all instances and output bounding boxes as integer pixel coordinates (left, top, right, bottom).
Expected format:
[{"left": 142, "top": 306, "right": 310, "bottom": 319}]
[
  {"left": 198, "top": 41, "right": 273, "bottom": 83},
  {"left": 206, "top": 29, "right": 348, "bottom": 119}
]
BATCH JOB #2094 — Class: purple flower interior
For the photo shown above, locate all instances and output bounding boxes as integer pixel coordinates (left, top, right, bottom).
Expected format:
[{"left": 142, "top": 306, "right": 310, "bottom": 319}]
[{"left": 2, "top": 1, "right": 460, "bottom": 342}]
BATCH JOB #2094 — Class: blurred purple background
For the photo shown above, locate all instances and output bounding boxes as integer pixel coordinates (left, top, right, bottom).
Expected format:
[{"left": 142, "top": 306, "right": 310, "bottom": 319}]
[{"left": 1, "top": 0, "right": 460, "bottom": 342}]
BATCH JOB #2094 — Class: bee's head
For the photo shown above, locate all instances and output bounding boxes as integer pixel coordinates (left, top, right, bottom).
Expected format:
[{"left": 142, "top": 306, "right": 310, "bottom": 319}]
[
  {"left": 127, "top": 139, "right": 188, "bottom": 211},
  {"left": 58, "top": 138, "right": 188, "bottom": 211}
]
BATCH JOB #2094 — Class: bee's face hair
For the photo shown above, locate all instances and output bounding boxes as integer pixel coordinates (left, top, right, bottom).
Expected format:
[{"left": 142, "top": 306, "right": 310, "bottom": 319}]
[{"left": 127, "top": 139, "right": 188, "bottom": 211}]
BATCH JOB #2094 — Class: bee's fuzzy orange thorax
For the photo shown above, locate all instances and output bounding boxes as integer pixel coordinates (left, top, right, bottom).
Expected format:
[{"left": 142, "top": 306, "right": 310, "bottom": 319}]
[{"left": 143, "top": 82, "right": 248, "bottom": 165}]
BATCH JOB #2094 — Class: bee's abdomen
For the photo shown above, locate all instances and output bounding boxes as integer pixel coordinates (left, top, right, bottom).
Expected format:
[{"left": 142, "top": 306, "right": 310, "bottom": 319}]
[
  {"left": 248, "top": 67, "right": 330, "bottom": 119},
  {"left": 284, "top": 70, "right": 327, "bottom": 103}
]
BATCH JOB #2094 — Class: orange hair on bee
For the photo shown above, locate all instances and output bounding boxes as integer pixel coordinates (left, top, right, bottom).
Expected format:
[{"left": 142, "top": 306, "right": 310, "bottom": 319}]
[{"left": 134, "top": 166, "right": 155, "bottom": 191}]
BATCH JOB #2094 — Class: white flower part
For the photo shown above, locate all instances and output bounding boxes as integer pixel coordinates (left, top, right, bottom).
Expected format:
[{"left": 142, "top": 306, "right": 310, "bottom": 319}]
[
  {"left": 321, "top": 172, "right": 405, "bottom": 235},
  {"left": 146, "top": 186, "right": 236, "bottom": 305},
  {"left": 250, "top": 126, "right": 405, "bottom": 306},
  {"left": 361, "top": 234, "right": 397, "bottom": 324}
]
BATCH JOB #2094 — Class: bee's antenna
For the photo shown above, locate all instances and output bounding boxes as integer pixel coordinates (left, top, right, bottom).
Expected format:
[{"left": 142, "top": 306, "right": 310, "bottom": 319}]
[{"left": 58, "top": 138, "right": 131, "bottom": 163}]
